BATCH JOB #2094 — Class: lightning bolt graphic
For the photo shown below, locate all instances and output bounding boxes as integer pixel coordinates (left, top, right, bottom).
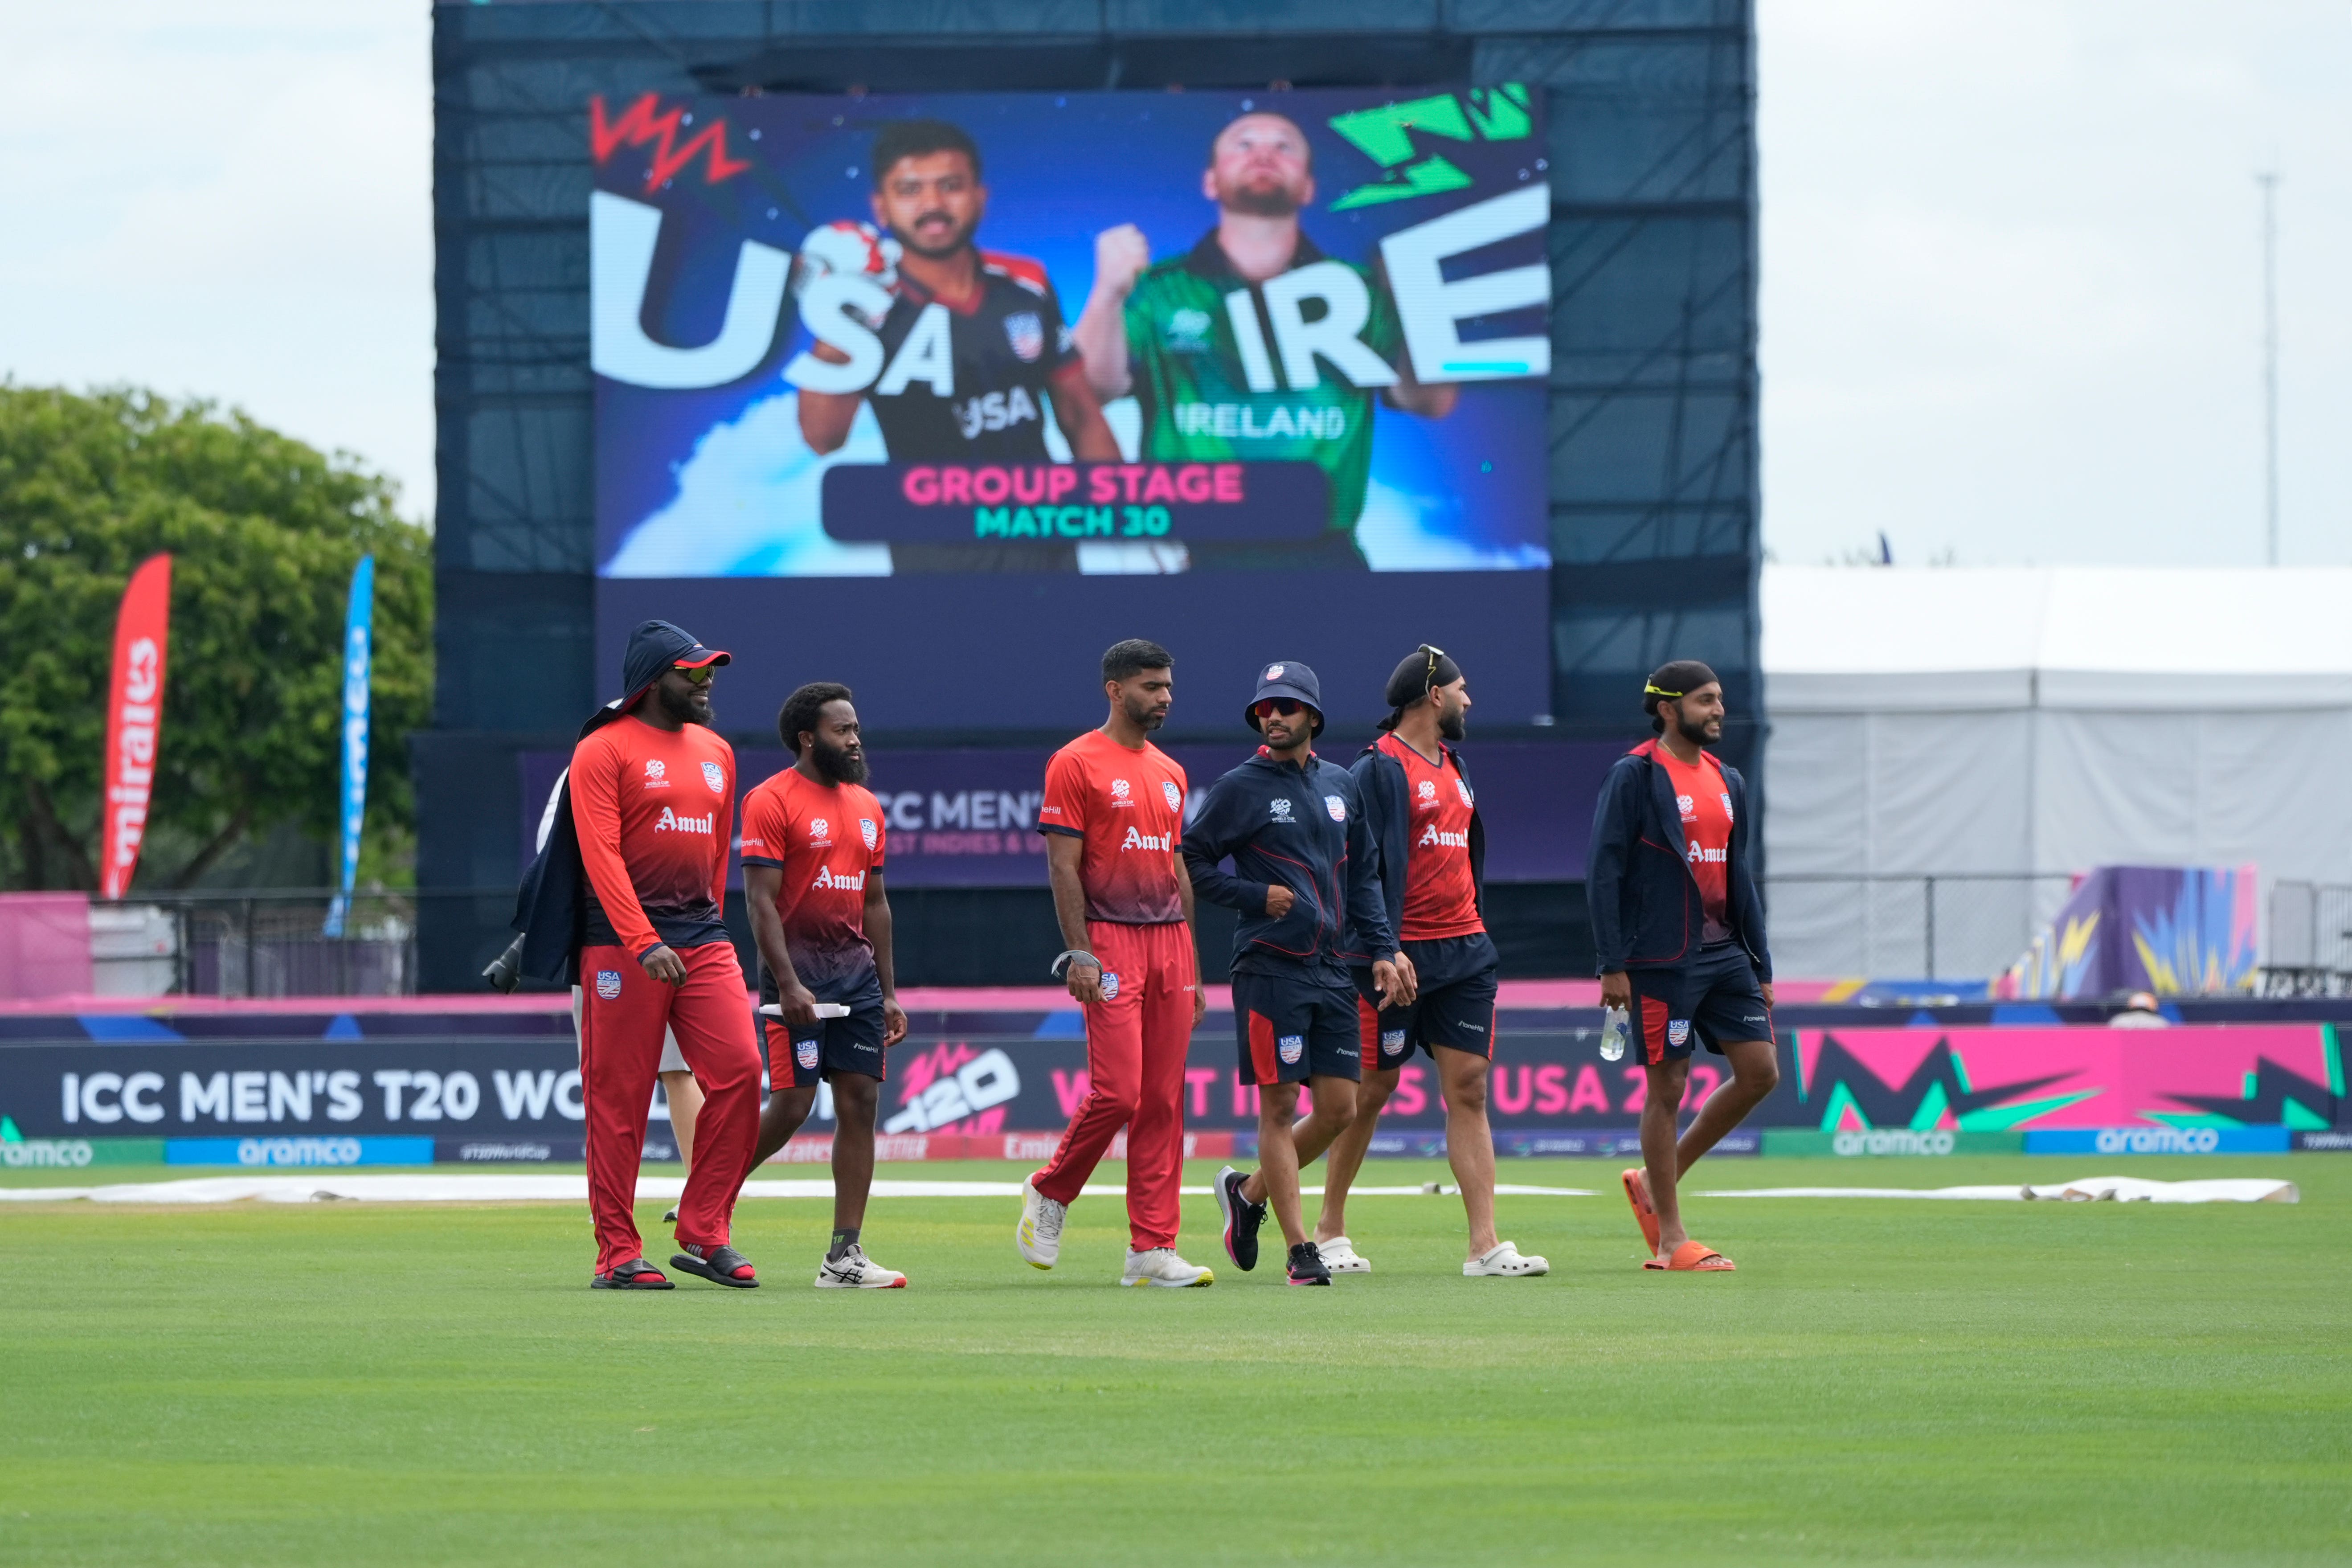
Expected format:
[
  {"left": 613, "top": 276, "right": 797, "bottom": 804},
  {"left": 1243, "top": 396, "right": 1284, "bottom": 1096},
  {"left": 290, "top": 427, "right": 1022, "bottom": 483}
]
[{"left": 589, "top": 93, "right": 753, "bottom": 192}]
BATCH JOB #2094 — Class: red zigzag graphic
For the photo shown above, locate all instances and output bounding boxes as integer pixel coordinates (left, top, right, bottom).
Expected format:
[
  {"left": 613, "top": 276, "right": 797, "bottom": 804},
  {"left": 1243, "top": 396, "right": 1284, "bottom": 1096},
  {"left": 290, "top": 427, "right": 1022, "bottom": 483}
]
[{"left": 589, "top": 93, "right": 752, "bottom": 192}]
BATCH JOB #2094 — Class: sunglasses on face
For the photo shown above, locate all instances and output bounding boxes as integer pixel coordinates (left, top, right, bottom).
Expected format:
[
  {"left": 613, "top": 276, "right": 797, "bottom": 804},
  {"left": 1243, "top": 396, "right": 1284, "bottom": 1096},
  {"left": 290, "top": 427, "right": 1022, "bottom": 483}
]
[
  {"left": 673, "top": 663, "right": 716, "bottom": 685},
  {"left": 1252, "top": 698, "right": 1307, "bottom": 720}
]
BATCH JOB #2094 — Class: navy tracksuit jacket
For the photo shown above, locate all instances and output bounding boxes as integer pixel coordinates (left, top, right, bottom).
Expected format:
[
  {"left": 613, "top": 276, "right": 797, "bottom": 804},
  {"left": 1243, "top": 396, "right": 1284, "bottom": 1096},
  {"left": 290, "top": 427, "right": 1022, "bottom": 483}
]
[
  {"left": 1584, "top": 739, "right": 1773, "bottom": 981},
  {"left": 1182, "top": 747, "right": 1398, "bottom": 981}
]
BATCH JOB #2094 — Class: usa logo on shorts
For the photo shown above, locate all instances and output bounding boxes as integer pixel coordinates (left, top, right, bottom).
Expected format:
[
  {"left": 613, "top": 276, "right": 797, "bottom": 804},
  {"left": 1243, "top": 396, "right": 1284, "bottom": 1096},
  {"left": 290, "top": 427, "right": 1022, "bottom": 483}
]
[
  {"left": 796, "top": 1037, "right": 821, "bottom": 1070},
  {"left": 860, "top": 817, "right": 878, "bottom": 850},
  {"left": 595, "top": 970, "right": 622, "bottom": 1000},
  {"left": 1324, "top": 795, "right": 1347, "bottom": 823},
  {"left": 1278, "top": 1034, "right": 1305, "bottom": 1065},
  {"left": 1161, "top": 780, "right": 1181, "bottom": 811},
  {"left": 1381, "top": 1029, "right": 1408, "bottom": 1057},
  {"left": 701, "top": 761, "right": 725, "bottom": 794},
  {"left": 1668, "top": 1019, "right": 1691, "bottom": 1046},
  {"left": 1100, "top": 971, "right": 1120, "bottom": 1001}
]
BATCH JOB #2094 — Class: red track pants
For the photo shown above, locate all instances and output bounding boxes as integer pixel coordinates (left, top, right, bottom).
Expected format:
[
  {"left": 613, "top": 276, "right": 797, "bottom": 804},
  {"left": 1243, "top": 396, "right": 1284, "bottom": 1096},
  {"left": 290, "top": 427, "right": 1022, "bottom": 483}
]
[
  {"left": 1032, "top": 920, "right": 1194, "bottom": 1250},
  {"left": 577, "top": 941, "right": 761, "bottom": 1273}
]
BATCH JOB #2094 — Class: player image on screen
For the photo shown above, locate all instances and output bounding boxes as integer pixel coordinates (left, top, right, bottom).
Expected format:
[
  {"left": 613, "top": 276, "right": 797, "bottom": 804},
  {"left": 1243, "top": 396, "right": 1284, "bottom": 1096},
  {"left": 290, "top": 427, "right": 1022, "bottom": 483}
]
[
  {"left": 1072, "top": 111, "right": 1460, "bottom": 570},
  {"left": 740, "top": 682, "right": 914, "bottom": 1289},
  {"left": 795, "top": 117, "right": 1122, "bottom": 573}
]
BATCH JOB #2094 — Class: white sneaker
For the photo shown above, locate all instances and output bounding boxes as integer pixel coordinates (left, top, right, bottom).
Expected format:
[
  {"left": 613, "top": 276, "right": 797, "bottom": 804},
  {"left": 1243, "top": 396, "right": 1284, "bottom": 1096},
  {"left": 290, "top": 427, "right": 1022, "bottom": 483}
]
[
  {"left": 1016, "top": 1176, "right": 1065, "bottom": 1270},
  {"left": 1317, "top": 1236, "right": 1371, "bottom": 1274},
  {"left": 1121, "top": 1248, "right": 1214, "bottom": 1288},
  {"left": 814, "top": 1244, "right": 907, "bottom": 1289},
  {"left": 1464, "top": 1240, "right": 1548, "bottom": 1277}
]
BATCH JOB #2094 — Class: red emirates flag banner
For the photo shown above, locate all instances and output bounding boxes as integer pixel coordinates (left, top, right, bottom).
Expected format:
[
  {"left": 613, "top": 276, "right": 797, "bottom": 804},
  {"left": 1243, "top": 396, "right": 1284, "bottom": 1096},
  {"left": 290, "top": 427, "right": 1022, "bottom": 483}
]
[{"left": 99, "top": 554, "right": 172, "bottom": 900}]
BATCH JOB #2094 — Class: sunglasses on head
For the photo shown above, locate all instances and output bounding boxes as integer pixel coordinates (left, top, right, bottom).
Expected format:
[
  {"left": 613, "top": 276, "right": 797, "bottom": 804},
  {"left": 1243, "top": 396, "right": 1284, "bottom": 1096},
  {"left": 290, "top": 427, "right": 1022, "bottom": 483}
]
[
  {"left": 1252, "top": 698, "right": 1307, "bottom": 720},
  {"left": 673, "top": 663, "right": 716, "bottom": 685}
]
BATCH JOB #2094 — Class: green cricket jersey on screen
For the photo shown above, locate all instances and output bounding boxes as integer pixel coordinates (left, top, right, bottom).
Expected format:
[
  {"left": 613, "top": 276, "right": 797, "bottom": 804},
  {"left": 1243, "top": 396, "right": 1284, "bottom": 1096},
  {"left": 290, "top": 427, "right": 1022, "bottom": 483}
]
[{"left": 1124, "top": 231, "right": 1404, "bottom": 540}]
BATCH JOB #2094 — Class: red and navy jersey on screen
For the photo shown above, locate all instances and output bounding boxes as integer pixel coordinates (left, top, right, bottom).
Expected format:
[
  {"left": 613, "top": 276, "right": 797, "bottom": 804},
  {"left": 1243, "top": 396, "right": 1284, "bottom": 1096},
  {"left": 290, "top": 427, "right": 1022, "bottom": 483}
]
[
  {"left": 867, "top": 252, "right": 1079, "bottom": 460},
  {"left": 568, "top": 716, "right": 736, "bottom": 955},
  {"left": 1654, "top": 745, "right": 1733, "bottom": 942},
  {"left": 1036, "top": 730, "right": 1187, "bottom": 925},
  {"left": 1374, "top": 733, "right": 1484, "bottom": 942},
  {"left": 740, "top": 768, "right": 887, "bottom": 999}
]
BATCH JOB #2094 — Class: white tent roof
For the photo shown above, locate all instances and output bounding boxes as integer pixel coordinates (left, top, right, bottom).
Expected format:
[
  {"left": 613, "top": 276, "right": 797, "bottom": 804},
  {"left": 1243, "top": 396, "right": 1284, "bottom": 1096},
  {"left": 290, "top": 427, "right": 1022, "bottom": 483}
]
[{"left": 1764, "top": 566, "right": 2352, "bottom": 710}]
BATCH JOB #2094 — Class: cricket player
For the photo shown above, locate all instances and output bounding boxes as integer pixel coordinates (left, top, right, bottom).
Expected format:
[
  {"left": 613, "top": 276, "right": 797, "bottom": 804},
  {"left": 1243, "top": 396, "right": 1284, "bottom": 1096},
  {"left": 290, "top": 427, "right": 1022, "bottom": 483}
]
[
  {"left": 1312, "top": 647, "right": 1546, "bottom": 1278},
  {"left": 740, "top": 682, "right": 912, "bottom": 1288},
  {"left": 796, "top": 117, "right": 1121, "bottom": 573},
  {"left": 1183, "top": 660, "right": 1411, "bottom": 1285},
  {"left": 564, "top": 620, "right": 765, "bottom": 1290},
  {"left": 1016, "top": 639, "right": 1214, "bottom": 1287},
  {"left": 1072, "top": 110, "right": 1459, "bottom": 567},
  {"left": 1588, "top": 660, "right": 1779, "bottom": 1272}
]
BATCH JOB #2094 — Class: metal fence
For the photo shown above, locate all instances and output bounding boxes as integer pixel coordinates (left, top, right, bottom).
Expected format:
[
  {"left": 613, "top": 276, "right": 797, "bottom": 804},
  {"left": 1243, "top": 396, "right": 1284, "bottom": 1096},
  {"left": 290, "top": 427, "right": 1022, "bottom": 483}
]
[
  {"left": 97, "top": 890, "right": 512, "bottom": 1000},
  {"left": 1760, "top": 873, "right": 2080, "bottom": 983},
  {"left": 2263, "top": 882, "right": 2352, "bottom": 995}
]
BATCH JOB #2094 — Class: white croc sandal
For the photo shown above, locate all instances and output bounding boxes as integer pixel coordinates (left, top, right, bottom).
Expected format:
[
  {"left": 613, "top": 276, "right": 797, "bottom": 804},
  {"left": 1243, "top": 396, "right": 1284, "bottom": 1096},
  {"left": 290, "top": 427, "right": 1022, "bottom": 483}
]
[{"left": 1464, "top": 1240, "right": 1549, "bottom": 1277}]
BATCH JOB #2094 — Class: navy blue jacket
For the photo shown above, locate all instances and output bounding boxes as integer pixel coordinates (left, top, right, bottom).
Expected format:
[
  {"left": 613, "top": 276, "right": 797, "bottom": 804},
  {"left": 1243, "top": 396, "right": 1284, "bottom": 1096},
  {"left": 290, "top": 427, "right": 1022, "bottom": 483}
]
[
  {"left": 1585, "top": 739, "right": 1771, "bottom": 980},
  {"left": 1350, "top": 733, "right": 1485, "bottom": 954},
  {"left": 1182, "top": 747, "right": 1399, "bottom": 980}
]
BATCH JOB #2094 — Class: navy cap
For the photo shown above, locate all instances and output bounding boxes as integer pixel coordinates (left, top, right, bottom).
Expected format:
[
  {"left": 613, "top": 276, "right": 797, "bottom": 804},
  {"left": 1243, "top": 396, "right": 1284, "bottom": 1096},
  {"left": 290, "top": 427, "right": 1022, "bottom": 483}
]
[
  {"left": 1245, "top": 659, "right": 1324, "bottom": 737},
  {"left": 621, "top": 619, "right": 729, "bottom": 702}
]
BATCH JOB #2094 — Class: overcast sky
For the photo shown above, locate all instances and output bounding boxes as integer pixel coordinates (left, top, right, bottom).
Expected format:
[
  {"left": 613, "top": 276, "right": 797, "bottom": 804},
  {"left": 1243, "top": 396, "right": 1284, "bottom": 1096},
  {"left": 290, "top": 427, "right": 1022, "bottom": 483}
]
[{"left": 3, "top": 2, "right": 2344, "bottom": 566}]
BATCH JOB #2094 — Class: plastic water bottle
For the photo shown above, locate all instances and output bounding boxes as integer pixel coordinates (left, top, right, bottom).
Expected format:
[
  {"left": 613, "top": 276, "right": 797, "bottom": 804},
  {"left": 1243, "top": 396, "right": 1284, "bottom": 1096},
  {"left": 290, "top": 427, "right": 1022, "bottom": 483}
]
[{"left": 1599, "top": 1006, "right": 1629, "bottom": 1062}]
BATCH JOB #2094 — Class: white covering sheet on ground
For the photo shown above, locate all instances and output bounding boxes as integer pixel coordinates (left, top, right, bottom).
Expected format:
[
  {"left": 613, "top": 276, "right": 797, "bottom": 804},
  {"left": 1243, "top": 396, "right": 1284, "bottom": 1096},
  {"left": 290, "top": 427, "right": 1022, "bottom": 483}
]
[{"left": 0, "top": 1175, "right": 2291, "bottom": 1204}]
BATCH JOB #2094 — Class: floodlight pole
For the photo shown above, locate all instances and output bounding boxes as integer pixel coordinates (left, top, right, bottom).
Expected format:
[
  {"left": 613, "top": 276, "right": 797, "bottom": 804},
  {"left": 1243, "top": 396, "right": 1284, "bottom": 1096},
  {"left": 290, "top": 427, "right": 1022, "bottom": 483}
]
[{"left": 2258, "top": 168, "right": 2280, "bottom": 567}]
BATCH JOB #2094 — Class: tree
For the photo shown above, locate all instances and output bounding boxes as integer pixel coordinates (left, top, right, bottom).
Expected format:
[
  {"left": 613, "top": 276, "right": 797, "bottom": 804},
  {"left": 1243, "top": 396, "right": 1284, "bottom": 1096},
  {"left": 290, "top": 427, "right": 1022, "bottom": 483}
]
[{"left": 0, "top": 386, "right": 433, "bottom": 892}]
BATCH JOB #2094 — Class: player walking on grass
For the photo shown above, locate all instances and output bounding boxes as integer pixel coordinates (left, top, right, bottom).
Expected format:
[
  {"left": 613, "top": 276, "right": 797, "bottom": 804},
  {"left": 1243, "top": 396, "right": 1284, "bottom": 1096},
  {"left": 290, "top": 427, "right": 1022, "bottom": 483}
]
[
  {"left": 564, "top": 621, "right": 765, "bottom": 1290},
  {"left": 1184, "top": 661, "right": 1412, "bottom": 1285},
  {"left": 740, "top": 684, "right": 912, "bottom": 1288},
  {"left": 1311, "top": 647, "right": 1546, "bottom": 1279},
  {"left": 1016, "top": 640, "right": 1215, "bottom": 1288},
  {"left": 1587, "top": 660, "right": 1779, "bottom": 1273}
]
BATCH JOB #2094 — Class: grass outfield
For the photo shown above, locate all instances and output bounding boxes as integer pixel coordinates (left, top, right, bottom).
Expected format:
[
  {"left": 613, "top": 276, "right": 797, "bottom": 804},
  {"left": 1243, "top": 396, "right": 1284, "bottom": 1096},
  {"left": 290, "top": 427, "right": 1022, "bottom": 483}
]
[{"left": 2, "top": 1155, "right": 2345, "bottom": 1566}]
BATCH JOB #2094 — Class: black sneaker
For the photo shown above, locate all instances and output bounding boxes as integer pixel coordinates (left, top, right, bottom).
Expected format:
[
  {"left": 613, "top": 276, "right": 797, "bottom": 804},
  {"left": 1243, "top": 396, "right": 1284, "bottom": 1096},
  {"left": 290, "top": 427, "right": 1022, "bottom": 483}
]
[
  {"left": 1286, "top": 1241, "right": 1332, "bottom": 1286},
  {"left": 1215, "top": 1164, "right": 1265, "bottom": 1272}
]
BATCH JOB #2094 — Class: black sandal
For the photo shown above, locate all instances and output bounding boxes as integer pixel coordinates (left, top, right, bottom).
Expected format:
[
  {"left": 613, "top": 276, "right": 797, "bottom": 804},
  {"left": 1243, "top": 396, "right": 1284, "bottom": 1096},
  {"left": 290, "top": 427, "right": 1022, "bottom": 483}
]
[
  {"left": 670, "top": 1244, "right": 760, "bottom": 1289},
  {"left": 590, "top": 1257, "right": 675, "bottom": 1290}
]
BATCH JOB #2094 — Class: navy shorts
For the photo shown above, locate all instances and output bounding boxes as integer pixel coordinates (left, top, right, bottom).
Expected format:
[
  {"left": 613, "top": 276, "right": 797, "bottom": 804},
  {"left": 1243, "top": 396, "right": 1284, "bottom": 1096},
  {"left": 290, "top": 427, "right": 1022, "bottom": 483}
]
[
  {"left": 1356, "top": 933, "right": 1499, "bottom": 1070},
  {"left": 1233, "top": 969, "right": 1362, "bottom": 1087},
  {"left": 761, "top": 994, "right": 888, "bottom": 1087},
  {"left": 1629, "top": 944, "right": 1772, "bottom": 1065}
]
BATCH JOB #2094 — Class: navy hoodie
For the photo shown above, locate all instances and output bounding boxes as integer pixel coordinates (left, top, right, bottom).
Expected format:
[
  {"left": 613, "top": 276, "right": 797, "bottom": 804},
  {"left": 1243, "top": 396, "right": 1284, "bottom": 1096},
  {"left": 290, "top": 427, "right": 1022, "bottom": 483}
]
[
  {"left": 1182, "top": 747, "right": 1398, "bottom": 981},
  {"left": 508, "top": 621, "right": 716, "bottom": 983}
]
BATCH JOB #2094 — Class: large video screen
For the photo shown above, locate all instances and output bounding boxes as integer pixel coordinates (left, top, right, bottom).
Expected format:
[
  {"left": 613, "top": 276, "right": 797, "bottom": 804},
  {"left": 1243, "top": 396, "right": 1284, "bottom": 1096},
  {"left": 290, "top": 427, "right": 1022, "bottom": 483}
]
[{"left": 591, "top": 86, "right": 1553, "bottom": 730}]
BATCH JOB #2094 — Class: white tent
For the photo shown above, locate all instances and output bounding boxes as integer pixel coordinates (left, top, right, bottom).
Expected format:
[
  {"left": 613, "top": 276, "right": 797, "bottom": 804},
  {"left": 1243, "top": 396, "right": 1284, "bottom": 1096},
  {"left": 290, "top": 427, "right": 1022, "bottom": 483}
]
[{"left": 1759, "top": 565, "right": 2352, "bottom": 979}]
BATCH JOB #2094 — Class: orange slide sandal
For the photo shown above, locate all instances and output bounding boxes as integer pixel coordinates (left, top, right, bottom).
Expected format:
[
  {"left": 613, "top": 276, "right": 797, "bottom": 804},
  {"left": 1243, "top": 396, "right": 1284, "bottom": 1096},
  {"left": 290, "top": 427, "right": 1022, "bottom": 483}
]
[
  {"left": 1619, "top": 1167, "right": 1661, "bottom": 1253},
  {"left": 1643, "top": 1240, "right": 1735, "bottom": 1272}
]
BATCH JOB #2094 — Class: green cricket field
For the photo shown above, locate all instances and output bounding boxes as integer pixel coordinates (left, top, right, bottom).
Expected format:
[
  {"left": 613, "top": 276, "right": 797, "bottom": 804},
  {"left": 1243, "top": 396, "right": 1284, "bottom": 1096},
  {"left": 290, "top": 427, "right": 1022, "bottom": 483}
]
[{"left": 1, "top": 1155, "right": 2344, "bottom": 1565}]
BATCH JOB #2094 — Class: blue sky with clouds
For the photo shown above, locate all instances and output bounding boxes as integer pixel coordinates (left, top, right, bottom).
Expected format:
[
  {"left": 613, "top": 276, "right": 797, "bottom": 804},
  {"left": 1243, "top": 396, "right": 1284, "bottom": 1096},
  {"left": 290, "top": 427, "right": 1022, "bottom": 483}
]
[{"left": 3, "top": 1, "right": 2343, "bottom": 565}]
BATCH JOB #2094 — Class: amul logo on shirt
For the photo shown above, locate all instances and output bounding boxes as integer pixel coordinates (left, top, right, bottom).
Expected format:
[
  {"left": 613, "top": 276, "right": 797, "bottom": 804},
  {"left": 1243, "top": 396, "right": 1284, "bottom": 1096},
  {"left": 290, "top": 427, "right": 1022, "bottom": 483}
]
[
  {"left": 655, "top": 807, "right": 714, "bottom": 833},
  {"left": 1686, "top": 842, "right": 1726, "bottom": 865},
  {"left": 1418, "top": 823, "right": 1469, "bottom": 849},
  {"left": 1120, "top": 827, "right": 1171, "bottom": 853},
  {"left": 812, "top": 867, "right": 867, "bottom": 892}
]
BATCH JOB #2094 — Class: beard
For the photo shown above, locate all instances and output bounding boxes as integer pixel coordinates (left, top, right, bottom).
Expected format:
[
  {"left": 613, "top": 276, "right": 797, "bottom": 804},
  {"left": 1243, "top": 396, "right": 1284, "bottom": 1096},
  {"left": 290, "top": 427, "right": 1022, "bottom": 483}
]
[
  {"left": 658, "top": 681, "right": 712, "bottom": 727},
  {"left": 1121, "top": 692, "right": 1166, "bottom": 732},
  {"left": 810, "top": 737, "right": 870, "bottom": 785},
  {"left": 893, "top": 214, "right": 974, "bottom": 261},
  {"left": 1673, "top": 711, "right": 1718, "bottom": 746},
  {"left": 1438, "top": 706, "right": 1467, "bottom": 742},
  {"left": 1219, "top": 179, "right": 1303, "bottom": 218}
]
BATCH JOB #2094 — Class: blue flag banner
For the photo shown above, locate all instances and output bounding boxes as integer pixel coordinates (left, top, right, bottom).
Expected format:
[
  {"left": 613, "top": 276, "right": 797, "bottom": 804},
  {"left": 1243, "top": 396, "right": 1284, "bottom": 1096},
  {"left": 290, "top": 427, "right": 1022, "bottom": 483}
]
[{"left": 323, "top": 556, "right": 375, "bottom": 938}]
